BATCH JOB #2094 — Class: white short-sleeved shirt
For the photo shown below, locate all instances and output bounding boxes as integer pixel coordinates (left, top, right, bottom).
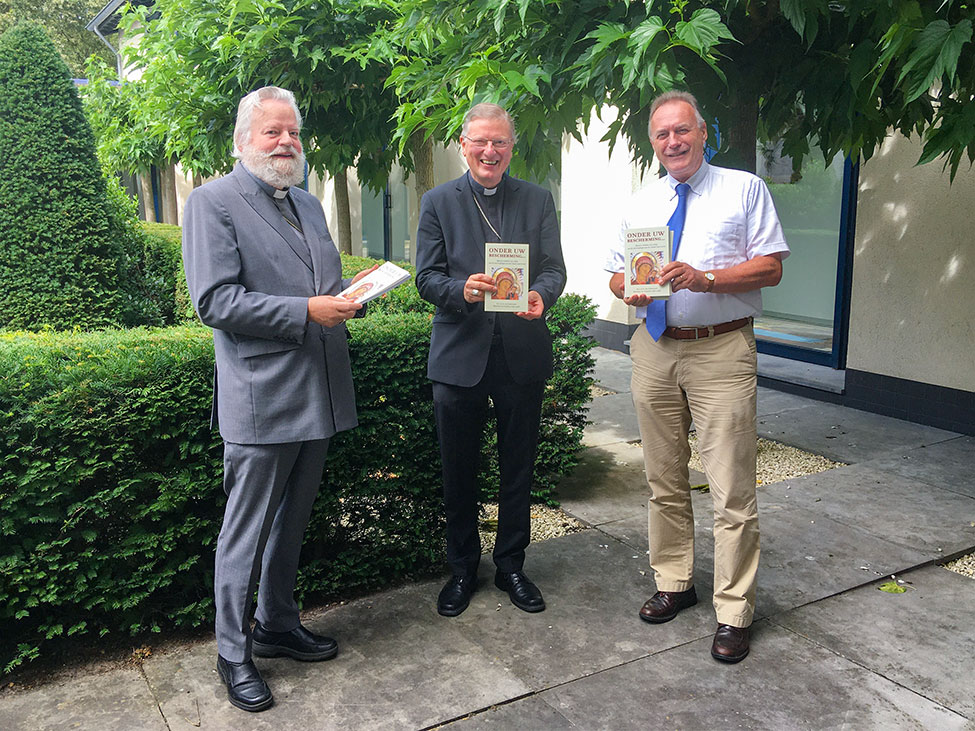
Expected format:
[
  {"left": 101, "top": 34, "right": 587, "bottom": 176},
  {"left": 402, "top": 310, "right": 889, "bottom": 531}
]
[{"left": 605, "top": 160, "right": 790, "bottom": 326}]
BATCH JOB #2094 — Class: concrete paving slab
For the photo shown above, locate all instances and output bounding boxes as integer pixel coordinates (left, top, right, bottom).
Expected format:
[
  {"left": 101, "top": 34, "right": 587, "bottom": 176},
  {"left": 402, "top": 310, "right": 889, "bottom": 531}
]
[
  {"left": 591, "top": 492, "right": 929, "bottom": 620},
  {"left": 756, "top": 400, "right": 959, "bottom": 464},
  {"left": 762, "top": 463, "right": 975, "bottom": 558},
  {"left": 443, "top": 693, "right": 571, "bottom": 729},
  {"left": 774, "top": 565, "right": 975, "bottom": 720},
  {"left": 856, "top": 436, "right": 975, "bottom": 498},
  {"left": 141, "top": 580, "right": 530, "bottom": 730},
  {"left": 452, "top": 530, "right": 716, "bottom": 692},
  {"left": 457, "top": 621, "right": 969, "bottom": 730},
  {"left": 0, "top": 667, "right": 165, "bottom": 731},
  {"left": 581, "top": 393, "right": 641, "bottom": 447},
  {"left": 591, "top": 347, "right": 632, "bottom": 395},
  {"left": 556, "top": 442, "right": 707, "bottom": 527},
  {"left": 755, "top": 501, "right": 931, "bottom": 616},
  {"left": 756, "top": 385, "right": 821, "bottom": 417}
]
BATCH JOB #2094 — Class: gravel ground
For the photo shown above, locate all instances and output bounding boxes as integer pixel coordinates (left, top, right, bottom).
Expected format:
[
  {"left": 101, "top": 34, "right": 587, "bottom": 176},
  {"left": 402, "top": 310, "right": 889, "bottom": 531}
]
[
  {"left": 479, "top": 503, "right": 586, "bottom": 554},
  {"left": 944, "top": 551, "right": 975, "bottom": 578}
]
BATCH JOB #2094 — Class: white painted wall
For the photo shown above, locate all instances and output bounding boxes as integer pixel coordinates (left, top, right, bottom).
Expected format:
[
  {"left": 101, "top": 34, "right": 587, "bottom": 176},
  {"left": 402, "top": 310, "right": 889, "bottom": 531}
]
[
  {"left": 560, "top": 107, "right": 647, "bottom": 325},
  {"left": 848, "top": 134, "right": 975, "bottom": 392}
]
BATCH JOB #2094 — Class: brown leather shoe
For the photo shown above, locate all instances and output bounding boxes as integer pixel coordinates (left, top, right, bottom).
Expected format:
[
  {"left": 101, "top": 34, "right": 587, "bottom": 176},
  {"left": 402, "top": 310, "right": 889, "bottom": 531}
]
[
  {"left": 711, "top": 623, "right": 750, "bottom": 663},
  {"left": 638, "top": 587, "right": 698, "bottom": 624}
]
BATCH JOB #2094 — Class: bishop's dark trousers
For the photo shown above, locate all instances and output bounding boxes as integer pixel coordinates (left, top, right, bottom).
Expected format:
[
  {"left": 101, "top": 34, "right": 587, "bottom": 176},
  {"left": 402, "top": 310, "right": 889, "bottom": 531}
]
[{"left": 432, "top": 342, "right": 545, "bottom": 577}]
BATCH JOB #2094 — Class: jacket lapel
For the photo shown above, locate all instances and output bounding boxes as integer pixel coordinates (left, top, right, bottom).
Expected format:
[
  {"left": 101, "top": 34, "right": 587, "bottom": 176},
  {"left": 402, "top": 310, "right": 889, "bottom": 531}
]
[
  {"left": 232, "top": 166, "right": 314, "bottom": 273},
  {"left": 500, "top": 176, "right": 523, "bottom": 242},
  {"left": 455, "top": 175, "right": 488, "bottom": 254},
  {"left": 292, "top": 192, "right": 327, "bottom": 294}
]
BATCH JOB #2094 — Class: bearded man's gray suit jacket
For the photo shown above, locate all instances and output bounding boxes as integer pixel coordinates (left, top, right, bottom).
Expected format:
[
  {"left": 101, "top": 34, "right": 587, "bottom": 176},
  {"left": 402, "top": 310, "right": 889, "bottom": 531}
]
[{"left": 182, "top": 163, "right": 357, "bottom": 661}]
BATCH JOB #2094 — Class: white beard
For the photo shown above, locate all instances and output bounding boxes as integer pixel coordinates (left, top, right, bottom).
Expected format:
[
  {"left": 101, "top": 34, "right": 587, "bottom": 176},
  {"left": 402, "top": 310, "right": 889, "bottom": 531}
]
[{"left": 241, "top": 145, "right": 306, "bottom": 189}]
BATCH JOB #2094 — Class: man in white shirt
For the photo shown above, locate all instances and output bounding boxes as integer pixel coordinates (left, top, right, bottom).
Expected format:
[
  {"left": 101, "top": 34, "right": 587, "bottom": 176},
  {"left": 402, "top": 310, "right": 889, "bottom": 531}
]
[{"left": 606, "top": 90, "right": 789, "bottom": 663}]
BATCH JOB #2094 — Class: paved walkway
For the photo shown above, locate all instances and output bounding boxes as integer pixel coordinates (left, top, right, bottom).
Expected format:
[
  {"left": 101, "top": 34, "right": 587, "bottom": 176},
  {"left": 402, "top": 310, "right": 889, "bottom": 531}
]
[{"left": 2, "top": 347, "right": 973, "bottom": 730}]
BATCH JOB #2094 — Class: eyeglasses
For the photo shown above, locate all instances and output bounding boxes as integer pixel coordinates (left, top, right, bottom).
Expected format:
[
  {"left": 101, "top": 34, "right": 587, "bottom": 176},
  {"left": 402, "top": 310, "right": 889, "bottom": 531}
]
[{"left": 462, "top": 136, "right": 512, "bottom": 150}]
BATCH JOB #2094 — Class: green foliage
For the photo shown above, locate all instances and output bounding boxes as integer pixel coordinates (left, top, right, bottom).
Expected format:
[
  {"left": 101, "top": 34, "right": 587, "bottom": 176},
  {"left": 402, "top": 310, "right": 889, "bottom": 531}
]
[
  {"left": 0, "top": 279, "right": 595, "bottom": 673},
  {"left": 111, "top": 0, "right": 404, "bottom": 190},
  {"left": 0, "top": 24, "right": 126, "bottom": 330},
  {"left": 108, "top": 182, "right": 185, "bottom": 328},
  {"left": 82, "top": 57, "right": 169, "bottom": 176},
  {"left": 383, "top": 0, "right": 975, "bottom": 181},
  {"left": 0, "top": 0, "right": 115, "bottom": 76}
]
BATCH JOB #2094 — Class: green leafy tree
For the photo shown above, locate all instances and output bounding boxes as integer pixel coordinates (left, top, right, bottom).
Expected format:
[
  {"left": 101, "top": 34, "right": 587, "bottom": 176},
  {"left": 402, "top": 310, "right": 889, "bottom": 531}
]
[
  {"left": 0, "top": 23, "right": 124, "bottom": 330},
  {"left": 0, "top": 0, "right": 115, "bottom": 76},
  {"left": 384, "top": 0, "right": 974, "bottom": 179},
  {"left": 116, "top": 0, "right": 405, "bottom": 252}
]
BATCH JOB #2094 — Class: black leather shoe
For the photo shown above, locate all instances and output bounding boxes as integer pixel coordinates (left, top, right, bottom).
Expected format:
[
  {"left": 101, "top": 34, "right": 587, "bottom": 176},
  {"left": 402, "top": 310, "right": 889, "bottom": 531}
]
[
  {"left": 216, "top": 655, "right": 273, "bottom": 712},
  {"left": 494, "top": 570, "right": 545, "bottom": 613},
  {"left": 438, "top": 574, "right": 477, "bottom": 616},
  {"left": 711, "top": 623, "right": 750, "bottom": 663},
  {"left": 252, "top": 622, "right": 338, "bottom": 661},
  {"left": 638, "top": 587, "right": 698, "bottom": 624}
]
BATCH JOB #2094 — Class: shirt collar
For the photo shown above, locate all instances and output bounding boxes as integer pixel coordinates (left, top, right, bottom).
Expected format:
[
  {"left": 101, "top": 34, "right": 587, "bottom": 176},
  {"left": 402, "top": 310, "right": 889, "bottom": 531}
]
[{"left": 666, "top": 159, "right": 709, "bottom": 197}]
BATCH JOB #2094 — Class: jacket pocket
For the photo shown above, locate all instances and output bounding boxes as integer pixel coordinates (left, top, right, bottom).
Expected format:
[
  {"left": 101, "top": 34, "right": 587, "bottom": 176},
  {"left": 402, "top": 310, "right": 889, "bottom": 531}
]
[{"left": 237, "top": 338, "right": 302, "bottom": 359}]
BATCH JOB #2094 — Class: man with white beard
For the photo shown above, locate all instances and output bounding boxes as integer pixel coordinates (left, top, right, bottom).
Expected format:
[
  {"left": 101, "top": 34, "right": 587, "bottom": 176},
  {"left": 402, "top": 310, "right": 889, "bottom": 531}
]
[{"left": 182, "top": 86, "right": 376, "bottom": 712}]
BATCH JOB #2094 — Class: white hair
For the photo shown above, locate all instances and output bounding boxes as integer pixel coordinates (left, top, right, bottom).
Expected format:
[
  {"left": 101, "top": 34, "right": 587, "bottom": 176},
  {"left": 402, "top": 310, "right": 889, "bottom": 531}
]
[
  {"left": 648, "top": 90, "right": 706, "bottom": 135},
  {"left": 232, "top": 86, "right": 303, "bottom": 159},
  {"left": 462, "top": 102, "right": 518, "bottom": 143}
]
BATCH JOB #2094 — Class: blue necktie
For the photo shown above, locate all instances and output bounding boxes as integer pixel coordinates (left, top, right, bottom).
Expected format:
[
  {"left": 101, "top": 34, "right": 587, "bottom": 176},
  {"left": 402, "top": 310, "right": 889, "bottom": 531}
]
[{"left": 645, "top": 182, "right": 691, "bottom": 340}]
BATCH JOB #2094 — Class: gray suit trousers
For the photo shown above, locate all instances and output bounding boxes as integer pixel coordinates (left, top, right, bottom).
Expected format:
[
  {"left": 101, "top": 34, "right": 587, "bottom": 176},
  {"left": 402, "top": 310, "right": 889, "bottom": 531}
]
[{"left": 214, "top": 439, "right": 329, "bottom": 662}]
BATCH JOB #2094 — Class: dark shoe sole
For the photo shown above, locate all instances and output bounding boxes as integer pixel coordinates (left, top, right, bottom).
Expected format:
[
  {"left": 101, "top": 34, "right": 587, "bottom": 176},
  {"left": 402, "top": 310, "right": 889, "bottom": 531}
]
[
  {"left": 217, "top": 663, "right": 274, "bottom": 712},
  {"left": 711, "top": 646, "right": 749, "bottom": 664},
  {"left": 494, "top": 576, "right": 546, "bottom": 613},
  {"left": 252, "top": 642, "right": 338, "bottom": 662}
]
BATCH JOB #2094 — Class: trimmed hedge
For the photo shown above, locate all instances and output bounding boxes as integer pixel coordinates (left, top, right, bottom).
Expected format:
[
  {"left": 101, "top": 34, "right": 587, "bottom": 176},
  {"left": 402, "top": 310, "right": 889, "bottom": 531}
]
[
  {"left": 0, "top": 290, "right": 595, "bottom": 674},
  {"left": 0, "top": 25, "right": 125, "bottom": 329}
]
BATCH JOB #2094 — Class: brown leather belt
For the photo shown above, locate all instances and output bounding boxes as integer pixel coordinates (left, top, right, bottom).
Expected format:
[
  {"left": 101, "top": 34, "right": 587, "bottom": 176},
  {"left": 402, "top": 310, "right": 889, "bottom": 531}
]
[{"left": 663, "top": 317, "right": 751, "bottom": 340}]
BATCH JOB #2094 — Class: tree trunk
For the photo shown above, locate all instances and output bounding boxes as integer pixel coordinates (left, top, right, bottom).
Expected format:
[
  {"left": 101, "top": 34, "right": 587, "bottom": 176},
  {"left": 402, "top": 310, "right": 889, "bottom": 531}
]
[
  {"left": 410, "top": 130, "right": 436, "bottom": 204},
  {"left": 334, "top": 167, "right": 352, "bottom": 255},
  {"left": 159, "top": 161, "right": 179, "bottom": 224},
  {"left": 139, "top": 172, "right": 156, "bottom": 223},
  {"left": 719, "top": 89, "right": 759, "bottom": 174}
]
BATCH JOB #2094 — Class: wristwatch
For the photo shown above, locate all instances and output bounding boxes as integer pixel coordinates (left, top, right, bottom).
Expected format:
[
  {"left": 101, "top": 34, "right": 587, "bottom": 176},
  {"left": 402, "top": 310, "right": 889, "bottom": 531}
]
[{"left": 704, "top": 272, "right": 715, "bottom": 292}]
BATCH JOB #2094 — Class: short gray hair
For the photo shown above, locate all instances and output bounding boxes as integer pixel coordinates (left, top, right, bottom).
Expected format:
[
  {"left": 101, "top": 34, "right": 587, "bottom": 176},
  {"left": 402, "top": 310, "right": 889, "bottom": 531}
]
[
  {"left": 232, "top": 86, "right": 303, "bottom": 159},
  {"left": 462, "top": 103, "right": 518, "bottom": 143},
  {"left": 648, "top": 90, "right": 705, "bottom": 135}
]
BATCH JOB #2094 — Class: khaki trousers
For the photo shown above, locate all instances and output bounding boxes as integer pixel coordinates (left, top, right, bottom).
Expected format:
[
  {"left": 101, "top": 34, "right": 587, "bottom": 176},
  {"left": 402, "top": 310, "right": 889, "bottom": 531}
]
[{"left": 630, "top": 322, "right": 759, "bottom": 627}]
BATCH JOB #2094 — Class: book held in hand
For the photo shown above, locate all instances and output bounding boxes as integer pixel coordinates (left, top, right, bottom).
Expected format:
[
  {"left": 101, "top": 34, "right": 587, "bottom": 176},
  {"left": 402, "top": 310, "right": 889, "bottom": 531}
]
[
  {"left": 336, "top": 261, "right": 412, "bottom": 304},
  {"left": 624, "top": 227, "right": 672, "bottom": 299},
  {"left": 484, "top": 243, "right": 529, "bottom": 312}
]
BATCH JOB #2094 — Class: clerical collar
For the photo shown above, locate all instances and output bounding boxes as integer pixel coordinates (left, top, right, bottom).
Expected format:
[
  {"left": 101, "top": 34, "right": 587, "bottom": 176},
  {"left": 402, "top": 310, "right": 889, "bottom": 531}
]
[
  {"left": 239, "top": 162, "right": 290, "bottom": 199},
  {"left": 467, "top": 171, "right": 504, "bottom": 197}
]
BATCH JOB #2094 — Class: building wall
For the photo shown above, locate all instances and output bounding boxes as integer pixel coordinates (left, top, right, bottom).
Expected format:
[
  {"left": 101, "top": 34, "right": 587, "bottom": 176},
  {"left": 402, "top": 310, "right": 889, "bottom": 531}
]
[{"left": 848, "top": 134, "right": 975, "bottom": 393}]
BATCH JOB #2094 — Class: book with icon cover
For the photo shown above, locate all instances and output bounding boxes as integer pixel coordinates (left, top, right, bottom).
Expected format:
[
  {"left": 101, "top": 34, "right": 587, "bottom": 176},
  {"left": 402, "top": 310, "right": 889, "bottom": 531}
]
[
  {"left": 484, "top": 243, "right": 529, "bottom": 312},
  {"left": 623, "top": 226, "right": 672, "bottom": 299},
  {"left": 336, "top": 261, "right": 411, "bottom": 304}
]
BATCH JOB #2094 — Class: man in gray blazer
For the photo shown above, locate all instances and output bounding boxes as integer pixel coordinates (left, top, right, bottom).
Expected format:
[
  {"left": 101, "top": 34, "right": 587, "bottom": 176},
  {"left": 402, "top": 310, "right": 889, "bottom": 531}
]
[
  {"left": 416, "top": 103, "right": 566, "bottom": 618},
  {"left": 182, "top": 86, "right": 376, "bottom": 712}
]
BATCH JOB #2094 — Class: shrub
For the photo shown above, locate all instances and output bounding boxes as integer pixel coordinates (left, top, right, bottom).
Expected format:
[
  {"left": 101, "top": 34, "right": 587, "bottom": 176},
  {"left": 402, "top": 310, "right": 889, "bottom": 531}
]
[
  {"left": 0, "top": 316, "right": 443, "bottom": 674},
  {"left": 0, "top": 250, "right": 595, "bottom": 673},
  {"left": 0, "top": 25, "right": 124, "bottom": 330}
]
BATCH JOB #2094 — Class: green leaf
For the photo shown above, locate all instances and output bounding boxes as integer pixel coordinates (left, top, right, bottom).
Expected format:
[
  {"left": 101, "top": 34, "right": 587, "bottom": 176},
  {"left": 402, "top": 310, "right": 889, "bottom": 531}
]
[
  {"left": 628, "top": 15, "right": 666, "bottom": 65},
  {"left": 878, "top": 581, "right": 907, "bottom": 594},
  {"left": 897, "top": 19, "right": 973, "bottom": 103},
  {"left": 674, "top": 9, "right": 734, "bottom": 53}
]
